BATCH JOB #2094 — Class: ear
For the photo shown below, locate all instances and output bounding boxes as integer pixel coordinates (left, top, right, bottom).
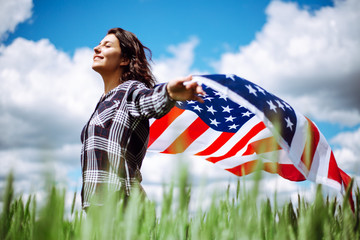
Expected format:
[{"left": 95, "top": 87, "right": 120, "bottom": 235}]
[{"left": 119, "top": 57, "right": 130, "bottom": 67}]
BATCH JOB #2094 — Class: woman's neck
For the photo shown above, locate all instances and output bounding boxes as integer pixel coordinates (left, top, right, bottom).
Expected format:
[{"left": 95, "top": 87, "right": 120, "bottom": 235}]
[{"left": 101, "top": 70, "right": 123, "bottom": 95}]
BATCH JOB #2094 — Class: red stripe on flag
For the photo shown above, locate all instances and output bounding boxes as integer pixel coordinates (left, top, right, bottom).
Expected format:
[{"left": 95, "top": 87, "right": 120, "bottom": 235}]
[
  {"left": 161, "top": 117, "right": 210, "bottom": 154},
  {"left": 277, "top": 164, "right": 306, "bottom": 181},
  {"left": 195, "top": 132, "right": 235, "bottom": 156},
  {"left": 328, "top": 151, "right": 355, "bottom": 212},
  {"left": 242, "top": 136, "right": 281, "bottom": 156},
  {"left": 226, "top": 161, "right": 258, "bottom": 176},
  {"left": 327, "top": 151, "right": 341, "bottom": 183},
  {"left": 225, "top": 160, "right": 306, "bottom": 181},
  {"left": 339, "top": 168, "right": 355, "bottom": 212},
  {"left": 206, "top": 122, "right": 266, "bottom": 163},
  {"left": 148, "top": 107, "right": 185, "bottom": 148},
  {"left": 300, "top": 118, "right": 320, "bottom": 170}
]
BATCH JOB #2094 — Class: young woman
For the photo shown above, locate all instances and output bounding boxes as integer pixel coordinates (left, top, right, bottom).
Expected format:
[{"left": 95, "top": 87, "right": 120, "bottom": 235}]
[{"left": 80, "top": 28, "right": 204, "bottom": 209}]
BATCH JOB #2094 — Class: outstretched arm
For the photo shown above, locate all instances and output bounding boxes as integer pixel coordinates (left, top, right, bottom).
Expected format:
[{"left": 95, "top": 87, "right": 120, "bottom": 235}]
[{"left": 166, "top": 75, "right": 206, "bottom": 103}]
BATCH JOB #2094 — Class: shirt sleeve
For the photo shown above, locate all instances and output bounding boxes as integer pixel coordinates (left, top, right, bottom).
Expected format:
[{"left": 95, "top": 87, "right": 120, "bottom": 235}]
[{"left": 126, "top": 81, "right": 176, "bottom": 119}]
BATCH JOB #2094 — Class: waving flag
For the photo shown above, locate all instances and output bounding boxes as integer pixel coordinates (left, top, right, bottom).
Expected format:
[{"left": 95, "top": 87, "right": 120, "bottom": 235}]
[{"left": 147, "top": 74, "right": 353, "bottom": 209}]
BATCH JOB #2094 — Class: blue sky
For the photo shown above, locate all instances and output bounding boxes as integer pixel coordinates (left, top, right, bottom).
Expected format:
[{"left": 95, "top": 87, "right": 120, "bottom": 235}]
[
  {"left": 1, "top": 0, "right": 359, "bottom": 208},
  {"left": 4, "top": 0, "right": 335, "bottom": 72}
]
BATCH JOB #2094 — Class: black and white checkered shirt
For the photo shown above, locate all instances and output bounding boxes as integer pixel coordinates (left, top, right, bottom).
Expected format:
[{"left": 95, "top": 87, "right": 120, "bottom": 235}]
[{"left": 80, "top": 80, "right": 175, "bottom": 208}]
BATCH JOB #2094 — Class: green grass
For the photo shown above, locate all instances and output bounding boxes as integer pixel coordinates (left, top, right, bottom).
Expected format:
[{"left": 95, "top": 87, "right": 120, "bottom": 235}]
[{"left": 0, "top": 169, "right": 359, "bottom": 240}]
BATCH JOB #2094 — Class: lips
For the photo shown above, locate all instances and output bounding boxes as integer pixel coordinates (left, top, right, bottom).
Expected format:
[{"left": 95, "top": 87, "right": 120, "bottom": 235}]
[{"left": 93, "top": 55, "right": 104, "bottom": 61}]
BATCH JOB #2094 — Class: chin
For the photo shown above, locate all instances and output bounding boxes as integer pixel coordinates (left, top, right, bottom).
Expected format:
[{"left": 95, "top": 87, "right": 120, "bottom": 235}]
[{"left": 92, "top": 64, "right": 102, "bottom": 73}]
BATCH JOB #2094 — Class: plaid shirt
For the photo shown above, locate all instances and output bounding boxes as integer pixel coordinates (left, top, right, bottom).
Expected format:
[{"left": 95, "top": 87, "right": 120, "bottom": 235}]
[{"left": 80, "top": 80, "right": 175, "bottom": 208}]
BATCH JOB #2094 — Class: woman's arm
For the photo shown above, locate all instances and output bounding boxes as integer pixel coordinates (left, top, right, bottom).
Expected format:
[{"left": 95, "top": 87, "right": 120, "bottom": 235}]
[{"left": 127, "top": 76, "right": 205, "bottom": 119}]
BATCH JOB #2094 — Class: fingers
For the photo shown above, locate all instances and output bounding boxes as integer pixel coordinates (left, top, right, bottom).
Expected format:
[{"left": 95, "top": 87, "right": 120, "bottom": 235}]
[
  {"left": 178, "top": 75, "right": 193, "bottom": 85},
  {"left": 183, "top": 79, "right": 205, "bottom": 103},
  {"left": 196, "top": 84, "right": 206, "bottom": 96},
  {"left": 185, "top": 81, "right": 204, "bottom": 93},
  {"left": 185, "top": 82, "right": 205, "bottom": 95}
]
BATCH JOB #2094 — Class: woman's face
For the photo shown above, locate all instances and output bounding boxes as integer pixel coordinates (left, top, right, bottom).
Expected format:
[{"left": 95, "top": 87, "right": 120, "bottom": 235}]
[{"left": 92, "top": 34, "right": 127, "bottom": 74}]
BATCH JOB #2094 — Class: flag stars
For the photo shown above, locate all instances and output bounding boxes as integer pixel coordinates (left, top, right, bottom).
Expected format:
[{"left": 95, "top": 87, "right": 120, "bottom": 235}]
[
  {"left": 246, "top": 85, "right": 257, "bottom": 96},
  {"left": 206, "top": 105, "right": 217, "bottom": 115},
  {"left": 285, "top": 117, "right": 294, "bottom": 131},
  {"left": 219, "top": 94, "right": 228, "bottom": 101},
  {"left": 256, "top": 86, "right": 266, "bottom": 95},
  {"left": 276, "top": 100, "right": 285, "bottom": 111},
  {"left": 267, "top": 100, "right": 277, "bottom": 112},
  {"left": 225, "top": 115, "right": 236, "bottom": 122},
  {"left": 187, "top": 100, "right": 196, "bottom": 104},
  {"left": 214, "top": 91, "right": 228, "bottom": 101},
  {"left": 284, "top": 102, "right": 292, "bottom": 110},
  {"left": 210, "top": 118, "right": 220, "bottom": 127},
  {"left": 228, "top": 124, "right": 239, "bottom": 130},
  {"left": 204, "top": 97, "right": 214, "bottom": 102},
  {"left": 214, "top": 91, "right": 221, "bottom": 96},
  {"left": 222, "top": 105, "right": 233, "bottom": 113},
  {"left": 192, "top": 105, "right": 203, "bottom": 112},
  {"left": 242, "top": 111, "right": 252, "bottom": 117},
  {"left": 226, "top": 74, "right": 236, "bottom": 81}
]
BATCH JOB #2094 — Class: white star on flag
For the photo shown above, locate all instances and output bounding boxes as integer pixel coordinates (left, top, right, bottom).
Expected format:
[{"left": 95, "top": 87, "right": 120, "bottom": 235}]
[
  {"left": 284, "top": 102, "right": 292, "bottom": 110},
  {"left": 210, "top": 118, "right": 220, "bottom": 127},
  {"left": 285, "top": 117, "right": 294, "bottom": 131},
  {"left": 225, "top": 115, "right": 236, "bottom": 122},
  {"left": 242, "top": 111, "right": 252, "bottom": 117},
  {"left": 206, "top": 105, "right": 217, "bottom": 115},
  {"left": 256, "top": 86, "right": 266, "bottom": 95},
  {"left": 193, "top": 105, "right": 203, "bottom": 112},
  {"left": 267, "top": 100, "right": 277, "bottom": 112},
  {"left": 222, "top": 105, "right": 233, "bottom": 113},
  {"left": 229, "top": 124, "right": 239, "bottom": 130},
  {"left": 226, "top": 74, "right": 236, "bottom": 81},
  {"left": 276, "top": 100, "right": 285, "bottom": 111},
  {"left": 245, "top": 85, "right": 257, "bottom": 96}
]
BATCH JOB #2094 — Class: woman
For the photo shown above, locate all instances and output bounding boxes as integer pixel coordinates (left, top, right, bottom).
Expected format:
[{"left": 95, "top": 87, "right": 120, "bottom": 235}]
[{"left": 80, "top": 28, "right": 204, "bottom": 209}]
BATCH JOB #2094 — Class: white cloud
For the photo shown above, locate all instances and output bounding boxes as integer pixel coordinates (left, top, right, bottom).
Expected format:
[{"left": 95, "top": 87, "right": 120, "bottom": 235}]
[
  {"left": 0, "top": 37, "right": 102, "bottom": 197},
  {"left": 213, "top": 0, "right": 360, "bottom": 126},
  {"left": 0, "top": 0, "right": 33, "bottom": 40},
  {"left": 152, "top": 37, "right": 200, "bottom": 83},
  {"left": 0, "top": 145, "right": 81, "bottom": 193},
  {"left": 331, "top": 127, "right": 360, "bottom": 175},
  {"left": 0, "top": 38, "right": 102, "bottom": 149}
]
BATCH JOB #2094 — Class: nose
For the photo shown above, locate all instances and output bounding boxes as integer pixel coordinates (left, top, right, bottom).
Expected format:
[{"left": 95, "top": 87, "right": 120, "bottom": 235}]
[{"left": 94, "top": 45, "right": 100, "bottom": 53}]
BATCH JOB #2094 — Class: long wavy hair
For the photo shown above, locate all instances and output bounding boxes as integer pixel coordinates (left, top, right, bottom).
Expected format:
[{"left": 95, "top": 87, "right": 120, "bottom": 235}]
[{"left": 107, "top": 28, "right": 156, "bottom": 88}]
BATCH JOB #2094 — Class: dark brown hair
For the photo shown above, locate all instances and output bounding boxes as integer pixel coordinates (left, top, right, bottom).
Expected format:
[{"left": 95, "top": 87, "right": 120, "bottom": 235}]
[{"left": 107, "top": 28, "right": 156, "bottom": 88}]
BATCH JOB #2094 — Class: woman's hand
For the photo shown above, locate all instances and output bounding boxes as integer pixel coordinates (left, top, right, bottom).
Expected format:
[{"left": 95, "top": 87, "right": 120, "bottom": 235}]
[{"left": 166, "top": 75, "right": 205, "bottom": 103}]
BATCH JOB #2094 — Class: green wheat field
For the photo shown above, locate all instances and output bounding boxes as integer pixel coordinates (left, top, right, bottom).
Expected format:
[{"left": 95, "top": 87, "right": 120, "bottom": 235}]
[{"left": 0, "top": 166, "right": 359, "bottom": 240}]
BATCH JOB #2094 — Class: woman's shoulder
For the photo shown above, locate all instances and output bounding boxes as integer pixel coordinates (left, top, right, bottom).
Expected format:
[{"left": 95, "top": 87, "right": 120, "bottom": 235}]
[
  {"left": 112, "top": 80, "right": 150, "bottom": 100},
  {"left": 120, "top": 80, "right": 148, "bottom": 90}
]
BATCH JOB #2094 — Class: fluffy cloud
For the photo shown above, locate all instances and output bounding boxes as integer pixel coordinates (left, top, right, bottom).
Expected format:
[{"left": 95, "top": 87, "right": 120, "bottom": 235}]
[
  {"left": 0, "top": 37, "right": 102, "bottom": 195},
  {"left": 0, "top": 38, "right": 101, "bottom": 149},
  {"left": 214, "top": 0, "right": 360, "bottom": 126},
  {"left": 151, "top": 37, "right": 200, "bottom": 83},
  {"left": 0, "top": 0, "right": 33, "bottom": 40},
  {"left": 331, "top": 127, "right": 360, "bottom": 177}
]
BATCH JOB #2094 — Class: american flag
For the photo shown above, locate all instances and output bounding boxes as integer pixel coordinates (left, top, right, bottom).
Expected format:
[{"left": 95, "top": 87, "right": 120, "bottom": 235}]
[{"left": 147, "top": 74, "right": 353, "bottom": 209}]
